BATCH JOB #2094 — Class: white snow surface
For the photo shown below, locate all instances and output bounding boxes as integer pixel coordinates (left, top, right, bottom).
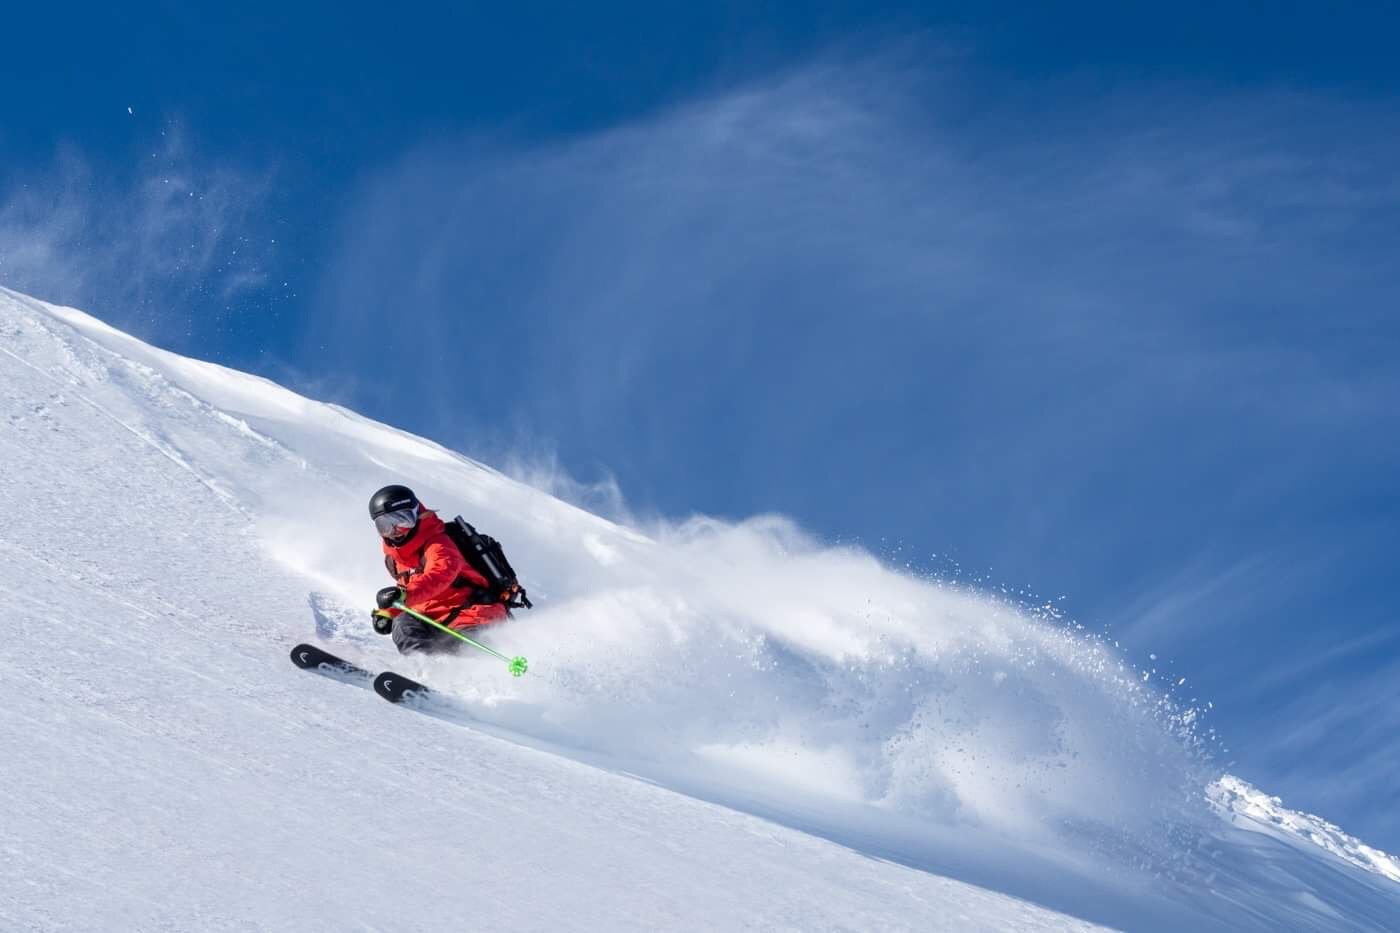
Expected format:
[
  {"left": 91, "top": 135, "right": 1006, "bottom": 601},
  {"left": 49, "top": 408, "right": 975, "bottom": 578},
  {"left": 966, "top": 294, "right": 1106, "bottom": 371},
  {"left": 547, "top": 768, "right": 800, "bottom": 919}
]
[{"left": 1, "top": 286, "right": 1397, "bottom": 931}]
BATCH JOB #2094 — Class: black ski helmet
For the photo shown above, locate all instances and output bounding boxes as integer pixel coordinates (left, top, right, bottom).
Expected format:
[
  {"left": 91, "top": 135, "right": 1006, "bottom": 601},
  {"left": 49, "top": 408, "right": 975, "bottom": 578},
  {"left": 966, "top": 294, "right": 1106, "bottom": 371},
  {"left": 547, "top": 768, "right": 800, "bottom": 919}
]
[{"left": 369, "top": 484, "right": 420, "bottom": 519}]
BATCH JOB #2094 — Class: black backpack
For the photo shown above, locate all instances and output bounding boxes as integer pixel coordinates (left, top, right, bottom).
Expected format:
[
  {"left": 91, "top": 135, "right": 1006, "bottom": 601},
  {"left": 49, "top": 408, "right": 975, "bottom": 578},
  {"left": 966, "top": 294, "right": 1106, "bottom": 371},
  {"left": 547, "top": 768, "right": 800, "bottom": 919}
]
[{"left": 442, "top": 517, "right": 533, "bottom": 610}]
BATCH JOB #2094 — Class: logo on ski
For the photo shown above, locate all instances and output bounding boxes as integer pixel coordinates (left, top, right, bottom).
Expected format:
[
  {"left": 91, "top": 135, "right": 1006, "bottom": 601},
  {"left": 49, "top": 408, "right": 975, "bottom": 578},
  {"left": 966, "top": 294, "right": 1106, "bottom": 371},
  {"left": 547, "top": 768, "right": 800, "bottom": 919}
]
[{"left": 374, "top": 670, "right": 430, "bottom": 704}]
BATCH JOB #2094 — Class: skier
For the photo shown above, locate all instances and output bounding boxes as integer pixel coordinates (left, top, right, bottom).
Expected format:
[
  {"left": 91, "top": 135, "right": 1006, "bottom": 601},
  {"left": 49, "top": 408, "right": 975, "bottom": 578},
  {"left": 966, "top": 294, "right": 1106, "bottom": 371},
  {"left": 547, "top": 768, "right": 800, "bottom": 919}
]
[{"left": 368, "top": 484, "right": 509, "bottom": 654}]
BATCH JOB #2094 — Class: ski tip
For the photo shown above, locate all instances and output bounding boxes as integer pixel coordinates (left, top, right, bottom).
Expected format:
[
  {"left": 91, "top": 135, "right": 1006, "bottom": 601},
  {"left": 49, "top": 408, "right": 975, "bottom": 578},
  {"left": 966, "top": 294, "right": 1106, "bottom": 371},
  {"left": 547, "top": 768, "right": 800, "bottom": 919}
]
[
  {"left": 289, "top": 643, "right": 319, "bottom": 669},
  {"left": 374, "top": 670, "right": 429, "bottom": 704}
]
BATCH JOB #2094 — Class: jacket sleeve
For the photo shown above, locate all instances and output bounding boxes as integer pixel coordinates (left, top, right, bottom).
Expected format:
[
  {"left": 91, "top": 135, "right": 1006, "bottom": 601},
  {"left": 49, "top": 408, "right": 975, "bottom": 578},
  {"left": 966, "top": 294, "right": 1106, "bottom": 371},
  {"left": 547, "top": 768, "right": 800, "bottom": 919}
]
[{"left": 404, "top": 539, "right": 470, "bottom": 605}]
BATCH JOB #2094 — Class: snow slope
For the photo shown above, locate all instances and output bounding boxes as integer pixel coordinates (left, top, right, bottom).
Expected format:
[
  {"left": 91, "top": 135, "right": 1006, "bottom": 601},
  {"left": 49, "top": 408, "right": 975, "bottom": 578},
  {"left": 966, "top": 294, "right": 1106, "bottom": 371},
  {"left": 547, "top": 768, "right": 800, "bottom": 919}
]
[{"left": 1, "top": 286, "right": 1396, "bottom": 931}]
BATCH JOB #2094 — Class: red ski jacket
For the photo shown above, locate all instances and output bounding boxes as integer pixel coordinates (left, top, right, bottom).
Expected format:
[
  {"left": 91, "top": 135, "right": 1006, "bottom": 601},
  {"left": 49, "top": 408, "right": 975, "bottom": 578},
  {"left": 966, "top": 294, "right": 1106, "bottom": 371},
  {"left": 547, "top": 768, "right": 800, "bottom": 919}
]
[{"left": 381, "top": 509, "right": 508, "bottom": 629}]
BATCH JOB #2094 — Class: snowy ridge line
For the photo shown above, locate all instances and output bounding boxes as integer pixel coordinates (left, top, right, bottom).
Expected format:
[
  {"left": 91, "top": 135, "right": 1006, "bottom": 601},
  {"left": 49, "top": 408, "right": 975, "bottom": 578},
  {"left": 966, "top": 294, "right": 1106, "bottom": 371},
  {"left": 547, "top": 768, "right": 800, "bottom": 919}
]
[
  {"left": 4, "top": 286, "right": 1399, "bottom": 931},
  {"left": 1210, "top": 776, "right": 1400, "bottom": 884},
  {"left": 1, "top": 286, "right": 507, "bottom": 473}
]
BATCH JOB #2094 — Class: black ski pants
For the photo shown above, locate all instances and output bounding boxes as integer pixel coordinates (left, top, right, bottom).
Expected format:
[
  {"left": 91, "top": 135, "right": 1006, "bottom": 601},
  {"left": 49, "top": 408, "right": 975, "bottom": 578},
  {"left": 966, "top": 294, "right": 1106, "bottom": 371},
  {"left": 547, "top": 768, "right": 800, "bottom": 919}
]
[{"left": 390, "top": 613, "right": 463, "bottom": 655}]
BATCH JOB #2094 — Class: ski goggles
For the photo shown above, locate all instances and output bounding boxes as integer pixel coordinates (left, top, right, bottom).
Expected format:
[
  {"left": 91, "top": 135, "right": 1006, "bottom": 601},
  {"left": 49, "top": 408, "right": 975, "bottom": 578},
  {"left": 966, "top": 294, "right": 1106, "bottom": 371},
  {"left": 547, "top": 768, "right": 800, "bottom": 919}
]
[{"left": 374, "top": 507, "right": 419, "bottom": 539}]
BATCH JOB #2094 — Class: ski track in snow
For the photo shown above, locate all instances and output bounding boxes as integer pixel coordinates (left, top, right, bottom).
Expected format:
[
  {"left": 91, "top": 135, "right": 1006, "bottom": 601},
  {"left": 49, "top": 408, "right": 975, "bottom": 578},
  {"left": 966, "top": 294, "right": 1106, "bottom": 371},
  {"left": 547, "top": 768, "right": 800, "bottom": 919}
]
[{"left": 1, "top": 286, "right": 1397, "bottom": 931}]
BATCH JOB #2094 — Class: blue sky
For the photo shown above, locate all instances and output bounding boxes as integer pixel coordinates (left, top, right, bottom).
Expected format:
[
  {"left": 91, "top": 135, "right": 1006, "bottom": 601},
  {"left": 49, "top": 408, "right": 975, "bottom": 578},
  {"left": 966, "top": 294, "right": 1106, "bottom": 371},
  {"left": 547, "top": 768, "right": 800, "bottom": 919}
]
[{"left": 2, "top": 3, "right": 1398, "bottom": 848}]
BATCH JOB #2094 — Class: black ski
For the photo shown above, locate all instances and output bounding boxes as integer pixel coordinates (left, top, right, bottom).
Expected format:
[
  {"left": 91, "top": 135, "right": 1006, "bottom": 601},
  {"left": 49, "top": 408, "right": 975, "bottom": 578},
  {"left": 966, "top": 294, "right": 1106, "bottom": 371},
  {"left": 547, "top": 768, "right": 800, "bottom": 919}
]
[
  {"left": 289, "top": 643, "right": 375, "bottom": 687},
  {"left": 291, "top": 643, "right": 433, "bottom": 705},
  {"left": 374, "top": 670, "right": 433, "bottom": 704}
]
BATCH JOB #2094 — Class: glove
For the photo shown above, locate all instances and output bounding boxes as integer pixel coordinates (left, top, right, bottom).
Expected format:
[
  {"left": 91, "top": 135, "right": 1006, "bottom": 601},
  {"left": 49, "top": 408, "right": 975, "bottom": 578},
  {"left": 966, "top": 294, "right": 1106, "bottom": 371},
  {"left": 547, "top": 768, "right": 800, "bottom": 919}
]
[
  {"left": 371, "top": 609, "right": 394, "bottom": 636},
  {"left": 376, "top": 586, "right": 405, "bottom": 610}
]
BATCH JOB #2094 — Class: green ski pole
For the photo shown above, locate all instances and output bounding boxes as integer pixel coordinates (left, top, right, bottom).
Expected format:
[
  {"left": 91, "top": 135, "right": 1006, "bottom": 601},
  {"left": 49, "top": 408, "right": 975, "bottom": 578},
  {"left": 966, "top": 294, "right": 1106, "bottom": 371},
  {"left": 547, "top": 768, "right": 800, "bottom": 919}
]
[{"left": 393, "top": 601, "right": 528, "bottom": 677}]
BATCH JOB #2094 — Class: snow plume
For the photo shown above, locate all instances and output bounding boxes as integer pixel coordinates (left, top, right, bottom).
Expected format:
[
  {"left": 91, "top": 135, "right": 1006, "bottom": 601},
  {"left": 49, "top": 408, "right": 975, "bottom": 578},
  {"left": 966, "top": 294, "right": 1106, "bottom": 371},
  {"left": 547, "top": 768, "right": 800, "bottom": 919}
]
[
  {"left": 0, "top": 128, "right": 277, "bottom": 344},
  {"left": 425, "top": 512, "right": 1217, "bottom": 866}
]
